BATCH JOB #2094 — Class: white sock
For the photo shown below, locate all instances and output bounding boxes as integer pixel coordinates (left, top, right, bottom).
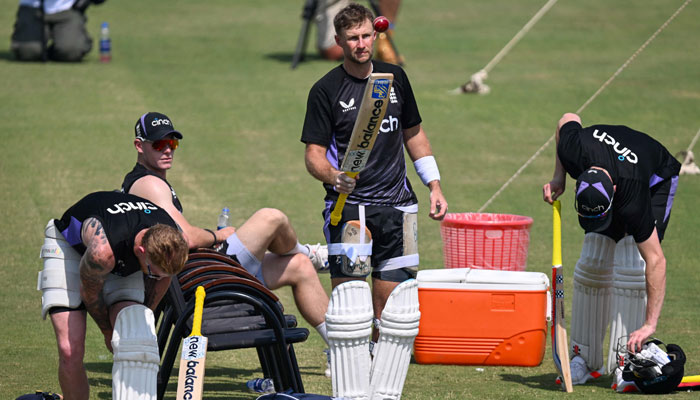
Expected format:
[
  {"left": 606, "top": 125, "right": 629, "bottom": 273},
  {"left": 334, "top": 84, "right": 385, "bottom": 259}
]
[
  {"left": 315, "top": 321, "right": 329, "bottom": 345},
  {"left": 283, "top": 242, "right": 309, "bottom": 257}
]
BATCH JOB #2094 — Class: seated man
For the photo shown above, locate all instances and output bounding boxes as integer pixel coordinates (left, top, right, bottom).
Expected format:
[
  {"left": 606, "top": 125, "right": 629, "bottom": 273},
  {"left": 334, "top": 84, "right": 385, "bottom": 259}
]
[{"left": 121, "top": 112, "right": 332, "bottom": 354}]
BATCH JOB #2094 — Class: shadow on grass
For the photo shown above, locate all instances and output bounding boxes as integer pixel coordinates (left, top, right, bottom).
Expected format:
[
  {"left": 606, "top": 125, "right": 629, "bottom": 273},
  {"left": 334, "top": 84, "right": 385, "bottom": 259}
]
[
  {"left": 0, "top": 50, "right": 16, "bottom": 61},
  {"left": 500, "top": 372, "right": 611, "bottom": 392},
  {"left": 86, "top": 363, "right": 268, "bottom": 399},
  {"left": 264, "top": 51, "right": 325, "bottom": 65},
  {"left": 298, "top": 363, "right": 327, "bottom": 378}
]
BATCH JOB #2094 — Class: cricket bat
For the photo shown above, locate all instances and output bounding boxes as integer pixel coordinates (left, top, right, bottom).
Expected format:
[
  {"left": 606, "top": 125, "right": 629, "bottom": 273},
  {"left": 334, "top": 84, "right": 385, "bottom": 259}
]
[
  {"left": 329, "top": 73, "right": 394, "bottom": 226},
  {"left": 551, "top": 200, "right": 573, "bottom": 392},
  {"left": 679, "top": 374, "right": 700, "bottom": 390},
  {"left": 176, "top": 286, "right": 207, "bottom": 399}
]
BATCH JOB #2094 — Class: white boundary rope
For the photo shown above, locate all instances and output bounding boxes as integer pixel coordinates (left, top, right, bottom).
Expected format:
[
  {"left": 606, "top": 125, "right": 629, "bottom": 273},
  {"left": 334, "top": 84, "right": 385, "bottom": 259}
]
[
  {"left": 477, "top": 0, "right": 693, "bottom": 212},
  {"left": 482, "top": 0, "right": 559, "bottom": 75},
  {"left": 454, "top": 0, "right": 559, "bottom": 93},
  {"left": 679, "top": 127, "right": 700, "bottom": 174},
  {"left": 685, "top": 127, "right": 700, "bottom": 154}
]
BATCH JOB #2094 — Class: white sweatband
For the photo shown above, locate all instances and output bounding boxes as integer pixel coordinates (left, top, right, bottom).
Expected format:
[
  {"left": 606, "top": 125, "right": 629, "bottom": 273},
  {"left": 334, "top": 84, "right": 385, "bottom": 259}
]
[{"left": 414, "top": 156, "right": 441, "bottom": 186}]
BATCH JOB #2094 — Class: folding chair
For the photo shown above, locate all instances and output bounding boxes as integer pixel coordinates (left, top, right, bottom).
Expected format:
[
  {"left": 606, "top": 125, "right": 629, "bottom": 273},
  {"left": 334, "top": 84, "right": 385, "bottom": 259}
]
[{"left": 156, "top": 252, "right": 309, "bottom": 399}]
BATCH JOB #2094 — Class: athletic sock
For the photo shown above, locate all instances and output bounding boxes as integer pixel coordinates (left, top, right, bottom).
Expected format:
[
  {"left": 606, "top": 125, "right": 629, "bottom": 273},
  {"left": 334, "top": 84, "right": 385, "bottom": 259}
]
[
  {"left": 315, "top": 321, "right": 329, "bottom": 345},
  {"left": 283, "top": 242, "right": 309, "bottom": 257}
]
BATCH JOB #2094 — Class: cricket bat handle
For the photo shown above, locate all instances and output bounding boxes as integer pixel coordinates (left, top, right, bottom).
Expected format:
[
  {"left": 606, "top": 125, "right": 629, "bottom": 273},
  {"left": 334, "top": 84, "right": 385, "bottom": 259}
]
[
  {"left": 329, "top": 172, "right": 359, "bottom": 226},
  {"left": 192, "top": 286, "right": 206, "bottom": 337},
  {"left": 552, "top": 200, "right": 562, "bottom": 266}
]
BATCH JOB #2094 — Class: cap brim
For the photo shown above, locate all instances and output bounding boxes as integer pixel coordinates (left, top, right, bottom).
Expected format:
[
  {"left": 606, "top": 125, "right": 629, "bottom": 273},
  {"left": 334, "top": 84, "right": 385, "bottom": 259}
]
[
  {"left": 578, "top": 212, "right": 613, "bottom": 233},
  {"left": 150, "top": 129, "right": 183, "bottom": 141}
]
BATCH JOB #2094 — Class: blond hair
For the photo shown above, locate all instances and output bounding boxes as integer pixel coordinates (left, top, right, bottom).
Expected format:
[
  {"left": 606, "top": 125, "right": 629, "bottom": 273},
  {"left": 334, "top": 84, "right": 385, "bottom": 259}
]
[{"left": 142, "top": 224, "right": 188, "bottom": 275}]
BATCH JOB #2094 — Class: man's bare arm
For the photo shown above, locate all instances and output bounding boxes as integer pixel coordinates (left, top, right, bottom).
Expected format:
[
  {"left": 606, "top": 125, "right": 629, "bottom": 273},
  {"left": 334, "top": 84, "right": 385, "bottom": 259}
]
[
  {"left": 129, "top": 175, "right": 234, "bottom": 248},
  {"left": 403, "top": 124, "right": 447, "bottom": 220},
  {"left": 143, "top": 276, "right": 172, "bottom": 310},
  {"left": 79, "top": 217, "right": 114, "bottom": 334},
  {"left": 543, "top": 113, "right": 581, "bottom": 203},
  {"left": 629, "top": 228, "right": 667, "bottom": 352},
  {"left": 305, "top": 143, "right": 357, "bottom": 194}
]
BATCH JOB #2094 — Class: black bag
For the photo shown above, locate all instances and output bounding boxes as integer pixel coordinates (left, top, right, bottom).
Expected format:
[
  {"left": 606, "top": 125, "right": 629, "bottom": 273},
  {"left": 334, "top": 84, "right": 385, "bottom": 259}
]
[
  {"left": 16, "top": 392, "right": 61, "bottom": 400},
  {"left": 256, "top": 390, "right": 334, "bottom": 400}
]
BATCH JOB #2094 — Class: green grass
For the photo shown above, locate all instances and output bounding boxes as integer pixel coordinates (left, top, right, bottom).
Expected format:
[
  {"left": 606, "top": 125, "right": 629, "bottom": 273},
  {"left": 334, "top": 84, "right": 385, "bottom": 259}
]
[{"left": 1, "top": 0, "right": 699, "bottom": 398}]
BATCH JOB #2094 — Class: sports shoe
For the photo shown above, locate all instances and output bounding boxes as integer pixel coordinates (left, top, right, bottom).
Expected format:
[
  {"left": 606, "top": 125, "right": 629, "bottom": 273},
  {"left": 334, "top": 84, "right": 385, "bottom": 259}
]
[
  {"left": 566, "top": 355, "right": 605, "bottom": 385},
  {"left": 323, "top": 348, "right": 331, "bottom": 378},
  {"left": 306, "top": 243, "right": 329, "bottom": 272},
  {"left": 612, "top": 367, "right": 639, "bottom": 393}
]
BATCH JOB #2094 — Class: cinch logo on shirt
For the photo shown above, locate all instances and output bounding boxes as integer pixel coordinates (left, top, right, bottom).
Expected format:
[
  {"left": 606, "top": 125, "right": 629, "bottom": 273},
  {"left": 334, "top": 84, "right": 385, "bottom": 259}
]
[
  {"left": 107, "top": 201, "right": 159, "bottom": 215},
  {"left": 151, "top": 118, "right": 172, "bottom": 127},
  {"left": 340, "top": 98, "right": 356, "bottom": 113},
  {"left": 592, "top": 129, "right": 638, "bottom": 164},
  {"left": 380, "top": 114, "right": 399, "bottom": 133}
]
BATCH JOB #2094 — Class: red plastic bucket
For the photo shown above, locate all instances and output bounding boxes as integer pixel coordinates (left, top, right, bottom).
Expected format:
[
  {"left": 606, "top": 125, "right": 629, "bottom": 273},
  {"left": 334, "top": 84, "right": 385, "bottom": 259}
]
[{"left": 440, "top": 213, "right": 533, "bottom": 271}]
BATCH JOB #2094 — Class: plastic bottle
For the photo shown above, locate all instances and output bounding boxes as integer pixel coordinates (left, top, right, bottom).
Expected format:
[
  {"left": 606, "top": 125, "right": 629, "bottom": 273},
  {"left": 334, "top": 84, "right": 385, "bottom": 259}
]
[
  {"left": 99, "top": 22, "right": 111, "bottom": 62},
  {"left": 217, "top": 207, "right": 230, "bottom": 230},
  {"left": 246, "top": 377, "right": 274, "bottom": 393}
]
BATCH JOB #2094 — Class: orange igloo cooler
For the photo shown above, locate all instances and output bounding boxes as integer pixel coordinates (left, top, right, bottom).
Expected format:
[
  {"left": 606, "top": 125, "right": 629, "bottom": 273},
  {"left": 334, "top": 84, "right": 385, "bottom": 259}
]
[{"left": 414, "top": 268, "right": 551, "bottom": 366}]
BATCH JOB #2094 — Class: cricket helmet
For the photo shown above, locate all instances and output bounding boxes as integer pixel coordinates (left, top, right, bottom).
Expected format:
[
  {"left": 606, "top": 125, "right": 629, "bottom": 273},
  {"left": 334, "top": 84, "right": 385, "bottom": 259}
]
[{"left": 620, "top": 339, "right": 686, "bottom": 394}]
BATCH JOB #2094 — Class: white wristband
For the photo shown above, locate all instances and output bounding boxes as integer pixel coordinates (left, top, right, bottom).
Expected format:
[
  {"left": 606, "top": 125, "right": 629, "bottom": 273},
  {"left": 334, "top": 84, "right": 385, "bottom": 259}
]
[{"left": 414, "top": 155, "right": 440, "bottom": 186}]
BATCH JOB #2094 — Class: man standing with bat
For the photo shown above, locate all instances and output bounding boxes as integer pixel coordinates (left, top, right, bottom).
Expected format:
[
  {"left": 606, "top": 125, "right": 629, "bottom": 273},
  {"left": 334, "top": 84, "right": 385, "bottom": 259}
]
[
  {"left": 543, "top": 112, "right": 680, "bottom": 391},
  {"left": 301, "top": 2, "right": 446, "bottom": 380}
]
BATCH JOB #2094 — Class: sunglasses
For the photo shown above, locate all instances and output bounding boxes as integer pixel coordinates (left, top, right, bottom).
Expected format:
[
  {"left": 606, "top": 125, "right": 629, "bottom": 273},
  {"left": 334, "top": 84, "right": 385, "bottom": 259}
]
[
  {"left": 146, "top": 264, "right": 169, "bottom": 281},
  {"left": 149, "top": 138, "right": 179, "bottom": 152}
]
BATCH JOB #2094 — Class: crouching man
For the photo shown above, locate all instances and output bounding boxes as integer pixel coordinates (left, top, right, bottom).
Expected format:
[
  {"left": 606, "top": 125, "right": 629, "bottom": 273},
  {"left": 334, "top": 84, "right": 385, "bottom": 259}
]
[{"left": 38, "top": 191, "right": 188, "bottom": 400}]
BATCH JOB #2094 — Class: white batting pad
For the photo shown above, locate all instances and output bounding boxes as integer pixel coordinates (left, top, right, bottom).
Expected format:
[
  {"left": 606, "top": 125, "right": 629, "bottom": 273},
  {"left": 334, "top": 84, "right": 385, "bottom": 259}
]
[
  {"left": 103, "top": 271, "right": 145, "bottom": 307},
  {"left": 38, "top": 232, "right": 82, "bottom": 319},
  {"left": 369, "top": 279, "right": 420, "bottom": 400},
  {"left": 326, "top": 280, "right": 374, "bottom": 400},
  {"left": 571, "top": 232, "right": 615, "bottom": 371},
  {"left": 112, "top": 304, "right": 159, "bottom": 400},
  {"left": 607, "top": 235, "right": 647, "bottom": 373}
]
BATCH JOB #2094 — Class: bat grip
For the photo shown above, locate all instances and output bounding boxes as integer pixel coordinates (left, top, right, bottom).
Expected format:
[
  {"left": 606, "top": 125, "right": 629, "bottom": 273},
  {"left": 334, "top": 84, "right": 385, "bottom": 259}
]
[
  {"left": 191, "top": 286, "right": 206, "bottom": 337},
  {"left": 552, "top": 200, "right": 562, "bottom": 266},
  {"left": 329, "top": 172, "right": 358, "bottom": 226},
  {"left": 330, "top": 194, "right": 347, "bottom": 226}
]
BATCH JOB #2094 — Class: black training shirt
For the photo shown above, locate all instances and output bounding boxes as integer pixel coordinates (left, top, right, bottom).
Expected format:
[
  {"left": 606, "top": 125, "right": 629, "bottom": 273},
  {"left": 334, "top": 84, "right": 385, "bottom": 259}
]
[
  {"left": 54, "top": 191, "right": 178, "bottom": 276},
  {"left": 301, "top": 60, "right": 421, "bottom": 207},
  {"left": 558, "top": 121, "right": 680, "bottom": 242}
]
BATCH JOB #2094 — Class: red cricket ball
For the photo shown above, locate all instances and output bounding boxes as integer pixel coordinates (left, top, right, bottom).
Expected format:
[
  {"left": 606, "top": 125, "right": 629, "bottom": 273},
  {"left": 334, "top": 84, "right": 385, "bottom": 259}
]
[{"left": 373, "top": 16, "right": 389, "bottom": 33}]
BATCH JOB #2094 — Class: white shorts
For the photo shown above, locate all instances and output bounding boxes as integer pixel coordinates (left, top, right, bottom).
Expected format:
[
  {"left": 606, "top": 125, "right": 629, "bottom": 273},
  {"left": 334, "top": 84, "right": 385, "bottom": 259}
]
[
  {"left": 38, "top": 220, "right": 144, "bottom": 319},
  {"left": 224, "top": 232, "right": 265, "bottom": 286}
]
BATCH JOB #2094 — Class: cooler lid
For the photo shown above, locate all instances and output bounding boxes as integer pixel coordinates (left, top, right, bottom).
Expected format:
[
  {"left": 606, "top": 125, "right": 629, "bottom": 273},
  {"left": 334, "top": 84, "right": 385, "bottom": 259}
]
[{"left": 417, "top": 268, "right": 550, "bottom": 291}]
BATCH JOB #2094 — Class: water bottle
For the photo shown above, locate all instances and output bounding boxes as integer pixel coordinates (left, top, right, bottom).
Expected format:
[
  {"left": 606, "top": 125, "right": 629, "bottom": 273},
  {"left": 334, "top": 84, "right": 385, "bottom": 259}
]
[
  {"left": 217, "top": 207, "right": 230, "bottom": 230},
  {"left": 99, "top": 22, "right": 111, "bottom": 63},
  {"left": 246, "top": 377, "right": 274, "bottom": 393}
]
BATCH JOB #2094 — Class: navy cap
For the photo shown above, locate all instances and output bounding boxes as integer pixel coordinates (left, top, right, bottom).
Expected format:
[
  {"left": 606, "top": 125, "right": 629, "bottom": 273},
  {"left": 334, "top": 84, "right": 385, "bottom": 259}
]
[
  {"left": 575, "top": 168, "right": 614, "bottom": 232},
  {"left": 134, "top": 112, "right": 183, "bottom": 141}
]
